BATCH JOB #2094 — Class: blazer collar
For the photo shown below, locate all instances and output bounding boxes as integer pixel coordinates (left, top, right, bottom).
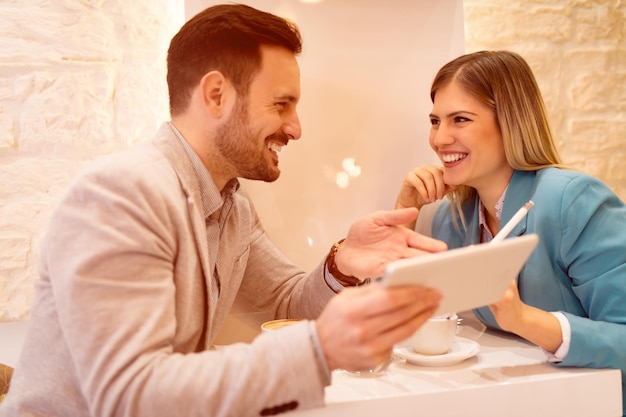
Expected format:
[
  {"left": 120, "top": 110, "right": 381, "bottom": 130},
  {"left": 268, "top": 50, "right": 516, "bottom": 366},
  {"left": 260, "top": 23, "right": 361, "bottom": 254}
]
[
  {"left": 151, "top": 123, "right": 217, "bottom": 338},
  {"left": 459, "top": 170, "right": 537, "bottom": 243},
  {"left": 499, "top": 170, "right": 537, "bottom": 237},
  {"left": 152, "top": 122, "right": 204, "bottom": 205}
]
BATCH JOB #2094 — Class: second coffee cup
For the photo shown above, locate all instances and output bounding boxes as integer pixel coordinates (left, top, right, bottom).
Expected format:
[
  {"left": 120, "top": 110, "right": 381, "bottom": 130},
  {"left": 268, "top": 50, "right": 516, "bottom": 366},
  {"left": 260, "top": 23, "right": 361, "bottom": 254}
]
[
  {"left": 260, "top": 319, "right": 301, "bottom": 332},
  {"left": 410, "top": 313, "right": 458, "bottom": 355}
]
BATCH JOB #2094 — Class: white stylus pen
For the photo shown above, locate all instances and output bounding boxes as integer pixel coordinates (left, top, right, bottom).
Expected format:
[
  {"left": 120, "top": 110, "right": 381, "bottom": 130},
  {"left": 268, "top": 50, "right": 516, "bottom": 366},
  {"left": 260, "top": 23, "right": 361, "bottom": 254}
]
[{"left": 490, "top": 200, "right": 534, "bottom": 243}]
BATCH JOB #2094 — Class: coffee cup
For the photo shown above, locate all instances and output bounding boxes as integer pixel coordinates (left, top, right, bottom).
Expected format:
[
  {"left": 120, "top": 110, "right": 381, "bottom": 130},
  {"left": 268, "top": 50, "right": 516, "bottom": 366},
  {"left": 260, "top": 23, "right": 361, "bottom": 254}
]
[
  {"left": 260, "top": 319, "right": 301, "bottom": 332},
  {"left": 410, "top": 313, "right": 458, "bottom": 355}
]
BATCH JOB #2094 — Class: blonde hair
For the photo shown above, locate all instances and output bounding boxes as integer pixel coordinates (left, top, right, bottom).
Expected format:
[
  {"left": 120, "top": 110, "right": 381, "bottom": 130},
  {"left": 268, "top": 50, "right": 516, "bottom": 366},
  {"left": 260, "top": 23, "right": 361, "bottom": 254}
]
[{"left": 430, "top": 50, "right": 564, "bottom": 223}]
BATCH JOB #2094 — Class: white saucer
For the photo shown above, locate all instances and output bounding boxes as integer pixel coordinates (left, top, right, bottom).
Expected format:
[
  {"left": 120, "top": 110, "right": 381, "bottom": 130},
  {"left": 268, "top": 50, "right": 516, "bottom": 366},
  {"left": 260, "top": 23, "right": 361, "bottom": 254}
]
[{"left": 394, "top": 337, "right": 480, "bottom": 367}]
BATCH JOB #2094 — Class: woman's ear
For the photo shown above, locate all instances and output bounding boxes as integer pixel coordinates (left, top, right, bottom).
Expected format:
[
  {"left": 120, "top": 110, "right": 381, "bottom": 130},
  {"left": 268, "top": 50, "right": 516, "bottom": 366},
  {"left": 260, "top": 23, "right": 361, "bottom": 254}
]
[{"left": 199, "top": 71, "right": 230, "bottom": 118}]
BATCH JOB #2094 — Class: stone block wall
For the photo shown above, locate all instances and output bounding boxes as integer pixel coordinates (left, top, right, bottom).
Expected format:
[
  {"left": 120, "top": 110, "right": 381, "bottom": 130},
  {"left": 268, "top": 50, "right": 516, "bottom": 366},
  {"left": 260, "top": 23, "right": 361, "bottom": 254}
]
[
  {"left": 464, "top": 0, "right": 626, "bottom": 197},
  {"left": 0, "top": 0, "right": 183, "bottom": 320}
]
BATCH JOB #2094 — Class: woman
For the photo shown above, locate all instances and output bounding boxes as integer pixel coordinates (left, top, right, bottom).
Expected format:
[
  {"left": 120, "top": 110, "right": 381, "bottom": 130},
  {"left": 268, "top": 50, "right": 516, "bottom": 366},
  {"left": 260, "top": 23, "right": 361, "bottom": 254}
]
[{"left": 396, "top": 50, "right": 626, "bottom": 416}]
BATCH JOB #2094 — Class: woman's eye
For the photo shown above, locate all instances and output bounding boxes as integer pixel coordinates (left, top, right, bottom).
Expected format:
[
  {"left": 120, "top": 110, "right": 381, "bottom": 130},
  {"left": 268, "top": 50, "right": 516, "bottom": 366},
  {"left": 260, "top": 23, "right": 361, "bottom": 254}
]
[
  {"left": 454, "top": 116, "right": 470, "bottom": 123},
  {"left": 429, "top": 118, "right": 440, "bottom": 126}
]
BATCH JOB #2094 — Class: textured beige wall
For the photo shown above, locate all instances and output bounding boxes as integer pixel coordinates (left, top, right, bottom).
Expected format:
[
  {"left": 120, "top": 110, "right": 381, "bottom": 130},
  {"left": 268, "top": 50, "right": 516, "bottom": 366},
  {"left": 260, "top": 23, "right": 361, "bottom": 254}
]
[
  {"left": 464, "top": 0, "right": 626, "bottom": 199},
  {"left": 0, "top": 1, "right": 184, "bottom": 320}
]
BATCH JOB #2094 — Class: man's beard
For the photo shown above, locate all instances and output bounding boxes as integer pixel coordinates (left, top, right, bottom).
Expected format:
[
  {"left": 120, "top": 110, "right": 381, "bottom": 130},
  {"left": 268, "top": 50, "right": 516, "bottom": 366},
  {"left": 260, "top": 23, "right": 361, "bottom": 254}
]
[{"left": 214, "top": 100, "right": 285, "bottom": 183}]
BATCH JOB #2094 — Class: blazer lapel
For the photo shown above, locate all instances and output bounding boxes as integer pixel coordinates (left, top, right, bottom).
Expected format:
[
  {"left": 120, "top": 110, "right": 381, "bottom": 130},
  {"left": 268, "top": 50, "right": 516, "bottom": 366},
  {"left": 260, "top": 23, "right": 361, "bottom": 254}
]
[
  {"left": 152, "top": 123, "right": 217, "bottom": 337},
  {"left": 501, "top": 170, "right": 537, "bottom": 237}
]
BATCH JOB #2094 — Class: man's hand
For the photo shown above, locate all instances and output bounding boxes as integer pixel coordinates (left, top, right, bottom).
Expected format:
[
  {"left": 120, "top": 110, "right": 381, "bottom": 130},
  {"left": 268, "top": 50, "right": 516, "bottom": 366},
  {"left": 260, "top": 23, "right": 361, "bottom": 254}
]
[
  {"left": 316, "top": 283, "right": 442, "bottom": 371},
  {"left": 334, "top": 208, "right": 448, "bottom": 279}
]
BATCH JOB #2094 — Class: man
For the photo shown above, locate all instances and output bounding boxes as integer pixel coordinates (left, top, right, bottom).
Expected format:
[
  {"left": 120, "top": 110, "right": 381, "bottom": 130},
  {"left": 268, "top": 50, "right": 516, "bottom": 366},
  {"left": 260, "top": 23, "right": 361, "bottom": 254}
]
[{"left": 1, "top": 4, "right": 445, "bottom": 417}]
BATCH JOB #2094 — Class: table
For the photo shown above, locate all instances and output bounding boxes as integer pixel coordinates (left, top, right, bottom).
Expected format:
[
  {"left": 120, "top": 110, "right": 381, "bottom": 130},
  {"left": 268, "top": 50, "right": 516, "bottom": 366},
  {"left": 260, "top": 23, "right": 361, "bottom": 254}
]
[
  {"left": 292, "top": 312, "right": 623, "bottom": 417},
  {"left": 0, "top": 315, "right": 622, "bottom": 416}
]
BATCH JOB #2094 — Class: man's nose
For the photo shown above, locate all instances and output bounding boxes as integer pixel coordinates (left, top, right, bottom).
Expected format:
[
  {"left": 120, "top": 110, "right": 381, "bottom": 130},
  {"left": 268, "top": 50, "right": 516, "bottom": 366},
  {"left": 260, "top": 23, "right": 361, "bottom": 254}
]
[{"left": 283, "top": 111, "right": 302, "bottom": 140}]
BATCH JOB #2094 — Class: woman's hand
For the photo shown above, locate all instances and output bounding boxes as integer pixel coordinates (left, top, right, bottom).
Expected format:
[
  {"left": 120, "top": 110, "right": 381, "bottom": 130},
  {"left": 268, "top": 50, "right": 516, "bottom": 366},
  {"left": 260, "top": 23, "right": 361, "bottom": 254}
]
[
  {"left": 394, "top": 165, "right": 457, "bottom": 228},
  {"left": 489, "top": 280, "right": 563, "bottom": 353},
  {"left": 489, "top": 280, "right": 527, "bottom": 333}
]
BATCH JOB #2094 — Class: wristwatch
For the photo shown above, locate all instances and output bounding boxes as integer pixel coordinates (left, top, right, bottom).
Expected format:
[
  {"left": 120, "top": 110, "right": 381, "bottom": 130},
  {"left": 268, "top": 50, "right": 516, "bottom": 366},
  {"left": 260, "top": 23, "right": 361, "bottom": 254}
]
[{"left": 326, "top": 239, "right": 362, "bottom": 287}]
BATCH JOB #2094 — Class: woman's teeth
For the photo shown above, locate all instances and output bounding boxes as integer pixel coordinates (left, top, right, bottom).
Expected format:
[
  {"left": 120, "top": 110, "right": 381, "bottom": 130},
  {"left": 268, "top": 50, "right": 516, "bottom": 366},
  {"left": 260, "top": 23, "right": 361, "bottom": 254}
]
[{"left": 442, "top": 153, "right": 466, "bottom": 163}]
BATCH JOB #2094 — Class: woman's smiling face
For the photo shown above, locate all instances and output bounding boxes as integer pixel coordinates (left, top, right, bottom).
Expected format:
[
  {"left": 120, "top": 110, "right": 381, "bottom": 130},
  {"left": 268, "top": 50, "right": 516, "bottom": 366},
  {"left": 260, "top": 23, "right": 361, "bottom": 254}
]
[{"left": 428, "top": 81, "right": 513, "bottom": 195}]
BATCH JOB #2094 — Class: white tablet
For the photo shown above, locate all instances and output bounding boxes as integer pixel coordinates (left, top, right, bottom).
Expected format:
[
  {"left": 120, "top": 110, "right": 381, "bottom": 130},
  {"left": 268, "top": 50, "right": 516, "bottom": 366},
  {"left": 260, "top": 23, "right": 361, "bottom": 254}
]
[{"left": 383, "top": 234, "right": 539, "bottom": 315}]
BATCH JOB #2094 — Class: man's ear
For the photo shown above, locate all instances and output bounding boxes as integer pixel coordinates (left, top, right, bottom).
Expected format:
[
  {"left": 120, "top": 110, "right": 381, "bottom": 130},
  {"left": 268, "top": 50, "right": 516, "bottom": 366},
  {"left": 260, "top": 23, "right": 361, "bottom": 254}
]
[{"left": 199, "top": 71, "right": 231, "bottom": 117}]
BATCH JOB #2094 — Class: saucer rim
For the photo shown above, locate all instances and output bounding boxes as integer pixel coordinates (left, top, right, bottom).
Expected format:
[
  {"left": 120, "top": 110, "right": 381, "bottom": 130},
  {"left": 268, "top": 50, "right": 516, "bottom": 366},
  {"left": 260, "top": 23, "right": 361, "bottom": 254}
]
[{"left": 394, "top": 337, "right": 480, "bottom": 367}]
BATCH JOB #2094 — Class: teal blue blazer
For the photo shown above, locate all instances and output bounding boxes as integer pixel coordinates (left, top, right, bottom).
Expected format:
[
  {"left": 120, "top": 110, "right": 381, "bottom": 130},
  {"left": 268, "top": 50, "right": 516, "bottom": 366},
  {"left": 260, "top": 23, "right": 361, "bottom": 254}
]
[{"left": 431, "top": 168, "right": 626, "bottom": 415}]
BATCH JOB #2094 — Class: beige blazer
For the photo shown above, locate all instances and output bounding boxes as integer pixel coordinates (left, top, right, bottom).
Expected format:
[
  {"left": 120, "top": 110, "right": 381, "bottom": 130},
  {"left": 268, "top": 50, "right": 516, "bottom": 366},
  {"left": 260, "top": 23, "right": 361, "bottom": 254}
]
[{"left": 1, "top": 124, "right": 336, "bottom": 417}]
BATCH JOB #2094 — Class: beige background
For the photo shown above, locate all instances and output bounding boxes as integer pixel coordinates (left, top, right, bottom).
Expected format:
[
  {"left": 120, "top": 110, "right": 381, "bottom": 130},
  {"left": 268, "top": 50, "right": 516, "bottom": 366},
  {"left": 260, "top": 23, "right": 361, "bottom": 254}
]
[
  {"left": 189, "top": 0, "right": 465, "bottom": 275},
  {"left": 1, "top": 0, "right": 624, "bottom": 321}
]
